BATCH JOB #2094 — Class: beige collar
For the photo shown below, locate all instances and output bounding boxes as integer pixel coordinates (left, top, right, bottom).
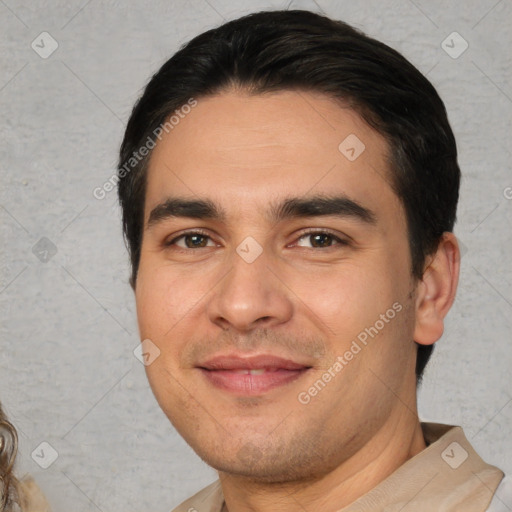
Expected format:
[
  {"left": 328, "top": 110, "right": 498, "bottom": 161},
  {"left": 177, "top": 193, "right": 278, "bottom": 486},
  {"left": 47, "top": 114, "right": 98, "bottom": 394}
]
[{"left": 339, "top": 422, "right": 504, "bottom": 511}]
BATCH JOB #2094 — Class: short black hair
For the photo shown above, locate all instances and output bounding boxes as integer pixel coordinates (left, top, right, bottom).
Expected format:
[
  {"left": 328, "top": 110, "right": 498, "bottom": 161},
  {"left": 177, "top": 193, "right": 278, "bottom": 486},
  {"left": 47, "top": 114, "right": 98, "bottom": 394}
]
[{"left": 117, "top": 9, "right": 460, "bottom": 385}]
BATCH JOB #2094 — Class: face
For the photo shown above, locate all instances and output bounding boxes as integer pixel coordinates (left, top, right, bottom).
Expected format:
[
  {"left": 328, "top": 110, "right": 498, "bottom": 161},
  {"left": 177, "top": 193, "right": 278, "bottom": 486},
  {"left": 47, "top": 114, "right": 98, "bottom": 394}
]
[{"left": 135, "top": 90, "right": 419, "bottom": 482}]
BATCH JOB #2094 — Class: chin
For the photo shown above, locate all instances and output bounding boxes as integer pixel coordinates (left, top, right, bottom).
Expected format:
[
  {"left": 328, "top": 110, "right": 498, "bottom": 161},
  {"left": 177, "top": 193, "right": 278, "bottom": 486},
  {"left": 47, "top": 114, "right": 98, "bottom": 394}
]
[{"left": 192, "top": 439, "right": 331, "bottom": 484}]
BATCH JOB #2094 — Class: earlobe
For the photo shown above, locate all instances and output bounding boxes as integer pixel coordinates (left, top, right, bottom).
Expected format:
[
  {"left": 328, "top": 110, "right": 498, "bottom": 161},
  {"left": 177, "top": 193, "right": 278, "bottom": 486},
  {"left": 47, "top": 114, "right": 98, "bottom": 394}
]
[{"left": 413, "top": 232, "right": 460, "bottom": 346}]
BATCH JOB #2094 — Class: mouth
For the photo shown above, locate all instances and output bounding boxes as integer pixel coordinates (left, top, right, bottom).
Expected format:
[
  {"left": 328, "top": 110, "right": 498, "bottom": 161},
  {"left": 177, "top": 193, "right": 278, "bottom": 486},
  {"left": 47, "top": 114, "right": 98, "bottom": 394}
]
[{"left": 197, "top": 354, "right": 312, "bottom": 395}]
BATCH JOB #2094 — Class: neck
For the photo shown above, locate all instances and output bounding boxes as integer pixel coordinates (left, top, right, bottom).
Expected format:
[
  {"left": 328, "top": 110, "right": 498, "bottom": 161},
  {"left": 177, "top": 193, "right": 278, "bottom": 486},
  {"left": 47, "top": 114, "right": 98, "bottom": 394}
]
[{"left": 219, "top": 412, "right": 426, "bottom": 512}]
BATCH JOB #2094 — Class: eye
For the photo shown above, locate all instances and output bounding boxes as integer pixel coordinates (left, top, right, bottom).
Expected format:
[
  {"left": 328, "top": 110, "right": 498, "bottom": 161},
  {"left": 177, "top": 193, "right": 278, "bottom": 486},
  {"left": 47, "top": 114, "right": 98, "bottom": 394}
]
[
  {"left": 295, "top": 231, "right": 347, "bottom": 248},
  {"left": 165, "top": 231, "right": 216, "bottom": 249}
]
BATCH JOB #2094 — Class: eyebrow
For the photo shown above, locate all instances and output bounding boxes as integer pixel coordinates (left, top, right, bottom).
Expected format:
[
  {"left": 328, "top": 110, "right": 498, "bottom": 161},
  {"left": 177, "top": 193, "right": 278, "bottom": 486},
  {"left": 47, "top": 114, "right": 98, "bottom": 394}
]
[
  {"left": 270, "top": 195, "right": 376, "bottom": 225},
  {"left": 146, "top": 194, "right": 377, "bottom": 228}
]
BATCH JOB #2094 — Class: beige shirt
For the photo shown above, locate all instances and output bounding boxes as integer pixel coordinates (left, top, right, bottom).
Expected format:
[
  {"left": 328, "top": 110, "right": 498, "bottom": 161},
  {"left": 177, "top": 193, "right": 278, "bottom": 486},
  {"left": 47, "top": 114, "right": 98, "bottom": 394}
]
[{"left": 172, "top": 422, "right": 506, "bottom": 512}]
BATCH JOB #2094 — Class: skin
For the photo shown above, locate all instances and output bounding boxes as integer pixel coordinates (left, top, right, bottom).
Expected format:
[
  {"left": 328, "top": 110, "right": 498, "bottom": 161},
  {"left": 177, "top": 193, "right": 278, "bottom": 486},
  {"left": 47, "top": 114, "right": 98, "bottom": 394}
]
[{"left": 135, "top": 90, "right": 460, "bottom": 512}]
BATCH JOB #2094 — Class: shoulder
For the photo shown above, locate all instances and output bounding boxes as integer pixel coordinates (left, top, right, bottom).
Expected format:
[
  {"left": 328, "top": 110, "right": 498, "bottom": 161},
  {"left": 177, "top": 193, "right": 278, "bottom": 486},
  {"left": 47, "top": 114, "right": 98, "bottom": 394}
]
[{"left": 17, "top": 475, "right": 51, "bottom": 512}]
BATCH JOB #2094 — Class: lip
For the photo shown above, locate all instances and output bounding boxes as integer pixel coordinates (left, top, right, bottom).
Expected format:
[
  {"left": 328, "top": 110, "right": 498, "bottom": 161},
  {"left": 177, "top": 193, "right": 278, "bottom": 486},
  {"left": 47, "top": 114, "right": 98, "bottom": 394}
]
[{"left": 197, "top": 353, "right": 312, "bottom": 395}]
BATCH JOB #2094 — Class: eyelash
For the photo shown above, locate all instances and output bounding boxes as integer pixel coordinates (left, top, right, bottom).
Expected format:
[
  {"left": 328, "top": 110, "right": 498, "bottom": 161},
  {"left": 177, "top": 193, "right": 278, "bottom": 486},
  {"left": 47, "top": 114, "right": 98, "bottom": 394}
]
[{"left": 164, "top": 228, "right": 349, "bottom": 250}]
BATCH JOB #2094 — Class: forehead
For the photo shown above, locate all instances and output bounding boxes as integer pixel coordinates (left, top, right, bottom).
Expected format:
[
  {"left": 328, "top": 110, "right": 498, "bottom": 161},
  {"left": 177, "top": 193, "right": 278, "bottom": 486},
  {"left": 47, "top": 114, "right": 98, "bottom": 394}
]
[{"left": 144, "top": 90, "right": 397, "bottom": 221}]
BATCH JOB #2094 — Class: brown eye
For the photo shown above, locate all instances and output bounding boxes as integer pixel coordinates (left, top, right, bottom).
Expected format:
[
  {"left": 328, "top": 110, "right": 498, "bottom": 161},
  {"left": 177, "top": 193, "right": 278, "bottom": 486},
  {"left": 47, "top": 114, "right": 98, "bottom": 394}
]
[
  {"left": 183, "top": 234, "right": 209, "bottom": 248},
  {"left": 310, "top": 233, "right": 334, "bottom": 247},
  {"left": 296, "top": 232, "right": 344, "bottom": 248}
]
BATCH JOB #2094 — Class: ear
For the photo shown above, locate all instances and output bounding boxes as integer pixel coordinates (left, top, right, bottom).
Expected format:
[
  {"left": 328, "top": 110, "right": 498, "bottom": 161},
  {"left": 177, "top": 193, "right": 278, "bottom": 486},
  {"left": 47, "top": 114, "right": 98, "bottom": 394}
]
[{"left": 413, "top": 232, "right": 460, "bottom": 346}]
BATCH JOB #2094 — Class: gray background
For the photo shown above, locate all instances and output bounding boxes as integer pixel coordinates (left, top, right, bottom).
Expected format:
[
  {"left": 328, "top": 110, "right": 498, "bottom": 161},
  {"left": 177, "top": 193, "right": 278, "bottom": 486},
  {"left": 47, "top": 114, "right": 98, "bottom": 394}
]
[{"left": 1, "top": 0, "right": 511, "bottom": 510}]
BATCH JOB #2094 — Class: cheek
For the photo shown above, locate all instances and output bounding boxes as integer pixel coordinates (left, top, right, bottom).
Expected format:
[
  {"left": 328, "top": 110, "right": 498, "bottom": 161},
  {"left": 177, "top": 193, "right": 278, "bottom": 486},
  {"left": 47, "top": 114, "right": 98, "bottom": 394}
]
[
  {"left": 285, "top": 263, "right": 392, "bottom": 338},
  {"left": 135, "top": 261, "right": 203, "bottom": 340}
]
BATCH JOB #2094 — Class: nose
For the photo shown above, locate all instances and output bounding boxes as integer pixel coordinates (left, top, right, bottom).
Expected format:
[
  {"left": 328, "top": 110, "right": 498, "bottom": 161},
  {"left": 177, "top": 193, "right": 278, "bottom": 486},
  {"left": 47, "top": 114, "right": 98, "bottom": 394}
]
[{"left": 206, "top": 245, "right": 294, "bottom": 333}]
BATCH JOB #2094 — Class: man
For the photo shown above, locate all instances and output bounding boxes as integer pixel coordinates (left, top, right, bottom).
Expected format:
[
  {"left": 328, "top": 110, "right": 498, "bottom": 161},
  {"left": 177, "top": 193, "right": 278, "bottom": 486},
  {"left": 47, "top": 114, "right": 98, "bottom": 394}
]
[{"left": 117, "top": 10, "right": 510, "bottom": 512}]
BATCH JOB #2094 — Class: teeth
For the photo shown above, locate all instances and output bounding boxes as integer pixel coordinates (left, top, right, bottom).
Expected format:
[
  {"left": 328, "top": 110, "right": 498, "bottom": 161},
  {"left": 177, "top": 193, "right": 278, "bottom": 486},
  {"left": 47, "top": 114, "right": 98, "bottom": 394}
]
[
  {"left": 248, "top": 369, "right": 266, "bottom": 375},
  {"left": 232, "top": 369, "right": 267, "bottom": 375}
]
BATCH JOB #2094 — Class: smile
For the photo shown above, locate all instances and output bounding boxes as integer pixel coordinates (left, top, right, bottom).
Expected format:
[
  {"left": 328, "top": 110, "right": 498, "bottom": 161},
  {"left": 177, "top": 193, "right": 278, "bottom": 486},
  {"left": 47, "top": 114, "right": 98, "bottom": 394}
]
[{"left": 197, "top": 354, "right": 312, "bottom": 395}]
